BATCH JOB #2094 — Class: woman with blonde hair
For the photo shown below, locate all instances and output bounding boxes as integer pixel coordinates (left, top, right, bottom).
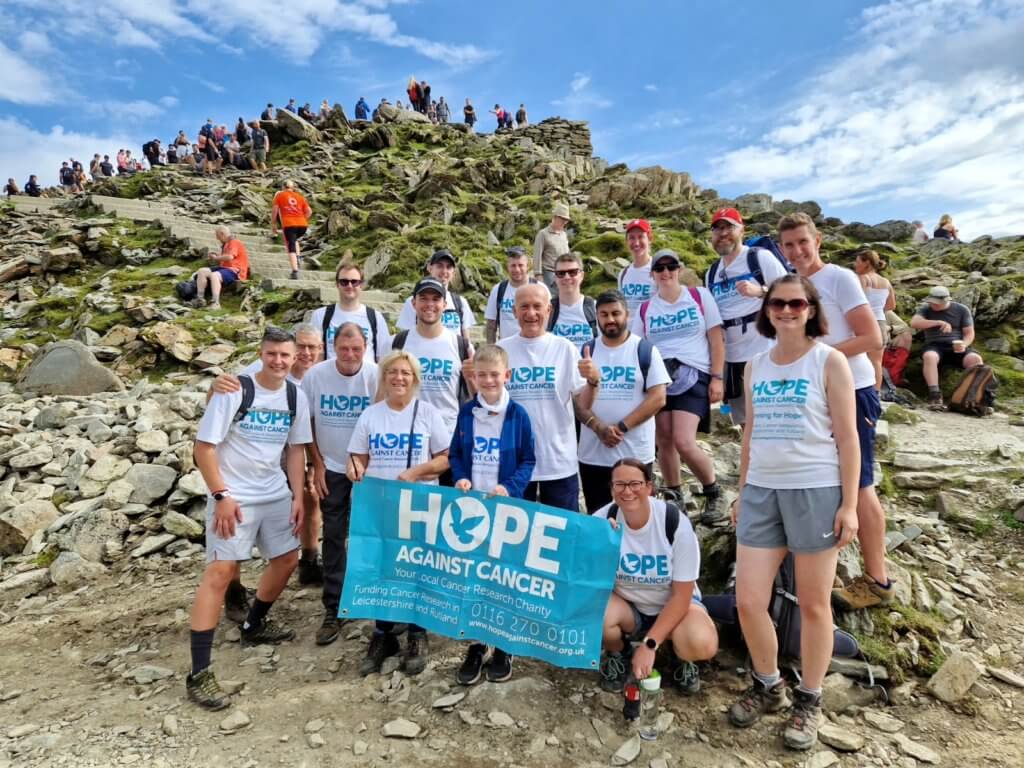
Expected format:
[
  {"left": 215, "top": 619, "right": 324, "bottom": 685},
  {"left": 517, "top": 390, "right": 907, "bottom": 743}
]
[
  {"left": 854, "top": 249, "right": 895, "bottom": 389},
  {"left": 933, "top": 214, "right": 958, "bottom": 241}
]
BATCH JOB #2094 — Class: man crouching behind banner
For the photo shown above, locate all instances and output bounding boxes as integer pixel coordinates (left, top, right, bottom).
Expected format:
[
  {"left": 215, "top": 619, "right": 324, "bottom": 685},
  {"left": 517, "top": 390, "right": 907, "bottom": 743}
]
[
  {"left": 595, "top": 458, "right": 718, "bottom": 696},
  {"left": 448, "top": 344, "right": 536, "bottom": 685},
  {"left": 347, "top": 350, "right": 451, "bottom": 676}
]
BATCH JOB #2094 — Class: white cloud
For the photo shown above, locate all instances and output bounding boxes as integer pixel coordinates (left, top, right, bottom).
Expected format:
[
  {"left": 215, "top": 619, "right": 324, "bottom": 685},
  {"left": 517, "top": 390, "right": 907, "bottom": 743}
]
[
  {"left": 552, "top": 72, "right": 612, "bottom": 114},
  {"left": 19, "top": 30, "right": 53, "bottom": 56},
  {"left": 187, "top": 75, "right": 226, "bottom": 94},
  {"left": 159, "top": 96, "right": 179, "bottom": 108},
  {"left": 570, "top": 74, "right": 590, "bottom": 93},
  {"left": 643, "top": 84, "right": 657, "bottom": 92},
  {"left": 708, "top": 0, "right": 1024, "bottom": 238},
  {"left": 0, "top": 118, "right": 138, "bottom": 188},
  {"left": 0, "top": 42, "right": 56, "bottom": 104},
  {"left": 86, "top": 97, "right": 181, "bottom": 123}
]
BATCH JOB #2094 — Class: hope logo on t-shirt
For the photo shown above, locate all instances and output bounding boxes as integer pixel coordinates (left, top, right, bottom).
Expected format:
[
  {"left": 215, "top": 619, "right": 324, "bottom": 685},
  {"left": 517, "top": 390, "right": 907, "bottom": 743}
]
[
  {"left": 319, "top": 393, "right": 371, "bottom": 416},
  {"left": 473, "top": 436, "right": 501, "bottom": 460},
  {"left": 751, "top": 378, "right": 809, "bottom": 405},
  {"left": 621, "top": 283, "right": 652, "bottom": 301},
  {"left": 419, "top": 357, "right": 455, "bottom": 383},
  {"left": 441, "top": 310, "right": 462, "bottom": 331},
  {"left": 710, "top": 272, "right": 756, "bottom": 300},
  {"left": 648, "top": 307, "right": 701, "bottom": 332},
  {"left": 620, "top": 553, "right": 670, "bottom": 579},
  {"left": 238, "top": 408, "right": 293, "bottom": 442},
  {"left": 500, "top": 298, "right": 515, "bottom": 315},
  {"left": 368, "top": 432, "right": 424, "bottom": 451},
  {"left": 510, "top": 366, "right": 555, "bottom": 384},
  {"left": 325, "top": 324, "right": 370, "bottom": 346}
]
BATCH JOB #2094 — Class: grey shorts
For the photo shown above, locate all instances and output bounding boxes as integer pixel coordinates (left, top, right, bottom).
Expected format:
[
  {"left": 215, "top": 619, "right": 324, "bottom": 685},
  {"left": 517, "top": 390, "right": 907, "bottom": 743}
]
[
  {"left": 204, "top": 496, "right": 299, "bottom": 563},
  {"left": 737, "top": 485, "right": 842, "bottom": 554}
]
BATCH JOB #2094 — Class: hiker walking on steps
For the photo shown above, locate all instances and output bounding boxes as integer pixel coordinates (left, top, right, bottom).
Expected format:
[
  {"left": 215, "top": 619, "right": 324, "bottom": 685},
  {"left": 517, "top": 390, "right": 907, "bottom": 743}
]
[
  {"left": 854, "top": 249, "right": 896, "bottom": 390},
  {"left": 728, "top": 274, "right": 859, "bottom": 752},
  {"left": 911, "top": 285, "right": 982, "bottom": 410},
  {"left": 631, "top": 249, "right": 727, "bottom": 524},
  {"left": 704, "top": 208, "right": 789, "bottom": 426},
  {"left": 310, "top": 259, "right": 391, "bottom": 363},
  {"left": 194, "top": 225, "right": 250, "bottom": 310},
  {"left": 272, "top": 180, "right": 312, "bottom": 280},
  {"left": 484, "top": 246, "right": 535, "bottom": 343}
]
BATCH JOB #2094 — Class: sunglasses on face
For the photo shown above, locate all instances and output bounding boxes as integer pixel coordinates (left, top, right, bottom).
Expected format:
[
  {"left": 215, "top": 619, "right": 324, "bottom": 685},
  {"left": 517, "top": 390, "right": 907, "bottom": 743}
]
[
  {"left": 555, "top": 268, "right": 581, "bottom": 278},
  {"left": 767, "top": 298, "right": 810, "bottom": 311},
  {"left": 337, "top": 278, "right": 363, "bottom": 287},
  {"left": 651, "top": 263, "right": 680, "bottom": 273}
]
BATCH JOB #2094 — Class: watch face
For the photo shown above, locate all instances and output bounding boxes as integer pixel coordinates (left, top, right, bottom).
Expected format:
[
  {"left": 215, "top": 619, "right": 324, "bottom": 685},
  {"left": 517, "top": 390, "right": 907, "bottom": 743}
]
[{"left": 645, "top": 638, "right": 657, "bottom": 649}]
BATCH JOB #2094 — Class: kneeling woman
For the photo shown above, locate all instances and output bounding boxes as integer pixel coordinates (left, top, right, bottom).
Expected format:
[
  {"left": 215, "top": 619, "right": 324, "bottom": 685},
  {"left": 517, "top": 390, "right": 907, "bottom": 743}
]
[
  {"left": 347, "top": 350, "right": 451, "bottom": 677},
  {"left": 729, "top": 275, "right": 859, "bottom": 751},
  {"left": 596, "top": 458, "right": 719, "bottom": 695}
]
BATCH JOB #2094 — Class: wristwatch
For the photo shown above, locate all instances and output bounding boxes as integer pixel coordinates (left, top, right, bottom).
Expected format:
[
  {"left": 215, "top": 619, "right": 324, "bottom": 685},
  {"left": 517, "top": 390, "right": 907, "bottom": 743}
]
[
  {"left": 617, "top": 420, "right": 630, "bottom": 434},
  {"left": 643, "top": 636, "right": 658, "bottom": 651},
  {"left": 213, "top": 490, "right": 230, "bottom": 501},
  {"left": 711, "top": 373, "right": 724, "bottom": 381}
]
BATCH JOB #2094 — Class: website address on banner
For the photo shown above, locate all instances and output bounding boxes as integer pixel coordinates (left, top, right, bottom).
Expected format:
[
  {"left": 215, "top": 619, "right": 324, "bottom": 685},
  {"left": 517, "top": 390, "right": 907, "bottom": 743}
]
[{"left": 467, "top": 619, "right": 586, "bottom": 657}]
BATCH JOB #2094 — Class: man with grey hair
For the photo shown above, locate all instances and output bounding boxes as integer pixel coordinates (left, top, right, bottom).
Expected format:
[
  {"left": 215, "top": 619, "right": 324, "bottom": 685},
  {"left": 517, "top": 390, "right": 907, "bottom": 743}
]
[
  {"left": 193, "top": 225, "right": 249, "bottom": 310},
  {"left": 533, "top": 203, "right": 571, "bottom": 295},
  {"left": 911, "top": 221, "right": 929, "bottom": 244},
  {"left": 911, "top": 286, "right": 982, "bottom": 410}
]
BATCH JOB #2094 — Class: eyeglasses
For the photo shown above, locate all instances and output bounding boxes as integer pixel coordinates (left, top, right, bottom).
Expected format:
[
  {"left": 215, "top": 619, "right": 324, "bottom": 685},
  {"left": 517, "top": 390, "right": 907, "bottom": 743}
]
[
  {"left": 336, "top": 278, "right": 363, "bottom": 287},
  {"left": 611, "top": 480, "right": 647, "bottom": 492},
  {"left": 555, "top": 268, "right": 581, "bottom": 278},
  {"left": 766, "top": 298, "right": 810, "bottom": 311},
  {"left": 651, "top": 263, "right": 680, "bottom": 273}
]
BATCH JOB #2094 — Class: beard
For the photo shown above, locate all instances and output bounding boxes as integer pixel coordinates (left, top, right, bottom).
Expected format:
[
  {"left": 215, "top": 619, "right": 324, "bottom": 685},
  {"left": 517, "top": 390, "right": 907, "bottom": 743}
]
[{"left": 602, "top": 322, "right": 625, "bottom": 339}]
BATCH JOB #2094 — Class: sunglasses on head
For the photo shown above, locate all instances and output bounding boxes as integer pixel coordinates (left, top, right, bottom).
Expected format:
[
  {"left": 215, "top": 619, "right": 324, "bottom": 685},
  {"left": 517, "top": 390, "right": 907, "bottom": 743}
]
[
  {"left": 555, "top": 268, "right": 581, "bottom": 278},
  {"left": 336, "top": 278, "right": 363, "bottom": 287},
  {"left": 766, "top": 297, "right": 810, "bottom": 311},
  {"left": 651, "top": 262, "right": 680, "bottom": 273}
]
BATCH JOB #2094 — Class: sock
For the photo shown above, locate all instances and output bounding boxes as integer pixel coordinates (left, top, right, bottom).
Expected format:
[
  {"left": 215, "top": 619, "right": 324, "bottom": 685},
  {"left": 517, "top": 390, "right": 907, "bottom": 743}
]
[
  {"left": 301, "top": 548, "right": 318, "bottom": 563},
  {"left": 753, "top": 669, "right": 781, "bottom": 688},
  {"left": 702, "top": 482, "right": 720, "bottom": 497},
  {"left": 872, "top": 577, "right": 893, "bottom": 589},
  {"left": 928, "top": 385, "right": 941, "bottom": 396},
  {"left": 796, "top": 684, "right": 822, "bottom": 699},
  {"left": 226, "top": 579, "right": 246, "bottom": 601},
  {"left": 242, "top": 598, "right": 272, "bottom": 631},
  {"left": 190, "top": 628, "right": 215, "bottom": 675}
]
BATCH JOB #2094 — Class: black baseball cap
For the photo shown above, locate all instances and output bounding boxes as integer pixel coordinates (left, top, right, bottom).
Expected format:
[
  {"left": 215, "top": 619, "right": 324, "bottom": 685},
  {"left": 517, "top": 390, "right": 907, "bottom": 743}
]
[
  {"left": 429, "top": 249, "right": 457, "bottom": 266},
  {"left": 413, "top": 277, "right": 446, "bottom": 297}
]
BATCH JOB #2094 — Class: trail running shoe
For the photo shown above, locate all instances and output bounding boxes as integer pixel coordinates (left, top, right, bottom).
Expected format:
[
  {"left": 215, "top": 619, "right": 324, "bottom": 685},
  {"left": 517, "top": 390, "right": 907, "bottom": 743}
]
[
  {"left": 240, "top": 618, "right": 295, "bottom": 647},
  {"left": 673, "top": 660, "right": 701, "bottom": 696},
  {"left": 728, "top": 677, "right": 789, "bottom": 728},
  {"left": 457, "top": 643, "right": 487, "bottom": 685},
  {"left": 485, "top": 649, "right": 513, "bottom": 683},
  {"left": 315, "top": 614, "right": 340, "bottom": 646},
  {"left": 186, "top": 668, "right": 231, "bottom": 711}
]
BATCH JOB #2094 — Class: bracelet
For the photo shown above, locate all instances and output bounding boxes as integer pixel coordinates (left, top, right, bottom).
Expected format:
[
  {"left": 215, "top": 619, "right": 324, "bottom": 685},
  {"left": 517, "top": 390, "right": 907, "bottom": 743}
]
[
  {"left": 711, "top": 373, "right": 723, "bottom": 381},
  {"left": 584, "top": 416, "right": 596, "bottom": 429}
]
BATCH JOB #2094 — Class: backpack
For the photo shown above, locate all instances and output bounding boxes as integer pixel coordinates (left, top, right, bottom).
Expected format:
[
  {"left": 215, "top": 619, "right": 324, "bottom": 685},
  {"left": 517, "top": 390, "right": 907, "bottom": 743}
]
[
  {"left": 175, "top": 279, "right": 198, "bottom": 301},
  {"left": 495, "top": 278, "right": 537, "bottom": 317},
  {"left": 199, "top": 123, "right": 214, "bottom": 139},
  {"left": 234, "top": 374, "right": 298, "bottom": 423},
  {"left": 547, "top": 296, "right": 597, "bottom": 335},
  {"left": 583, "top": 337, "right": 656, "bottom": 390},
  {"left": 392, "top": 330, "right": 472, "bottom": 403},
  {"left": 706, "top": 240, "right": 794, "bottom": 290},
  {"left": 60, "top": 167, "right": 75, "bottom": 185},
  {"left": 606, "top": 501, "right": 680, "bottom": 544},
  {"left": 882, "top": 346, "right": 910, "bottom": 388},
  {"left": 321, "top": 304, "right": 381, "bottom": 361},
  {"left": 948, "top": 364, "right": 997, "bottom": 416},
  {"left": 638, "top": 287, "right": 704, "bottom": 335}
]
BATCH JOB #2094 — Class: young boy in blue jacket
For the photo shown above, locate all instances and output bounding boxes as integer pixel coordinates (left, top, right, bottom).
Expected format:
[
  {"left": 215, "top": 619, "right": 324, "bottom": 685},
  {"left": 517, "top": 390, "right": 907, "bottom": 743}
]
[{"left": 449, "top": 344, "right": 536, "bottom": 683}]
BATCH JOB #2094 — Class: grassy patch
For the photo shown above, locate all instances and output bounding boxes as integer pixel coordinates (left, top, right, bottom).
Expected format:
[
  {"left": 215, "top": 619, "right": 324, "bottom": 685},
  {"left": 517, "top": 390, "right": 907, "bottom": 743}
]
[
  {"left": 33, "top": 546, "right": 59, "bottom": 569},
  {"left": 855, "top": 603, "right": 947, "bottom": 682}
]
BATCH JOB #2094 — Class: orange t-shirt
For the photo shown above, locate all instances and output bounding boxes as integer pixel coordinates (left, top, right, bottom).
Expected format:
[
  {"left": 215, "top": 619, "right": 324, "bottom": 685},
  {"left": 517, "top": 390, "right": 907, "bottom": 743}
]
[
  {"left": 221, "top": 238, "right": 249, "bottom": 280},
  {"left": 273, "top": 190, "right": 309, "bottom": 229}
]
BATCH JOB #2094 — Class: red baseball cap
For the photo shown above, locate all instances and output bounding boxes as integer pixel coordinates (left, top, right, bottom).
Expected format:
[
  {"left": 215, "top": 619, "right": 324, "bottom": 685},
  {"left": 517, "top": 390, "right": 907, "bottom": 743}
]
[
  {"left": 625, "top": 218, "right": 651, "bottom": 236},
  {"left": 711, "top": 208, "right": 744, "bottom": 227}
]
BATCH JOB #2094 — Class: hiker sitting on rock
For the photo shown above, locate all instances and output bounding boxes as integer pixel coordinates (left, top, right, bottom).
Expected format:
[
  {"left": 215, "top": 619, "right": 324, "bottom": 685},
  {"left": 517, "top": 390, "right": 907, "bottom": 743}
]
[
  {"left": 193, "top": 225, "right": 250, "bottom": 310},
  {"left": 3, "top": 178, "right": 18, "bottom": 197},
  {"left": 911, "top": 286, "right": 981, "bottom": 410},
  {"left": 933, "top": 214, "right": 959, "bottom": 242},
  {"left": 24, "top": 175, "right": 41, "bottom": 196}
]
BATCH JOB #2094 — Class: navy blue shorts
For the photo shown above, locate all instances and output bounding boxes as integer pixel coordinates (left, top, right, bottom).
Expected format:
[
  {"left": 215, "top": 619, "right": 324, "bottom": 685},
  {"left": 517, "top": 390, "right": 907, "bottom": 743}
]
[
  {"left": 625, "top": 596, "right": 705, "bottom": 642},
  {"left": 855, "top": 386, "right": 881, "bottom": 488},
  {"left": 663, "top": 374, "right": 711, "bottom": 434},
  {"left": 214, "top": 267, "right": 239, "bottom": 285}
]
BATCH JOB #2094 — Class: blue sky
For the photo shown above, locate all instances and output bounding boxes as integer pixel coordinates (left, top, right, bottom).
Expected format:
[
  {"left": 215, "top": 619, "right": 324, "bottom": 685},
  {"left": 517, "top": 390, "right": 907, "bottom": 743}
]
[{"left": 2, "top": 0, "right": 1023, "bottom": 238}]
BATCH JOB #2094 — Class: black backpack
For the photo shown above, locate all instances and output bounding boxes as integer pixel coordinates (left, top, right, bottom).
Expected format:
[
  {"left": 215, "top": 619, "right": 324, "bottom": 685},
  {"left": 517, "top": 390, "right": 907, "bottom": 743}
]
[
  {"left": 447, "top": 290, "right": 467, "bottom": 339},
  {"left": 495, "top": 278, "right": 537, "bottom": 315},
  {"left": 606, "top": 501, "right": 680, "bottom": 544},
  {"left": 706, "top": 241, "right": 795, "bottom": 289},
  {"left": 392, "top": 330, "right": 472, "bottom": 403},
  {"left": 547, "top": 296, "right": 597, "bottom": 336},
  {"left": 234, "top": 375, "right": 298, "bottom": 423},
  {"left": 175, "top": 279, "right": 198, "bottom": 301},
  {"left": 583, "top": 337, "right": 656, "bottom": 390},
  {"left": 321, "top": 304, "right": 381, "bottom": 361},
  {"left": 60, "top": 167, "right": 75, "bottom": 185}
]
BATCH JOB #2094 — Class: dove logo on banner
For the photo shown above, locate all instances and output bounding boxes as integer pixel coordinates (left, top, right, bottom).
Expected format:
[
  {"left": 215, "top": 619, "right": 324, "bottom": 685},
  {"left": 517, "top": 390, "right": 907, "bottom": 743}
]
[{"left": 340, "top": 478, "right": 620, "bottom": 669}]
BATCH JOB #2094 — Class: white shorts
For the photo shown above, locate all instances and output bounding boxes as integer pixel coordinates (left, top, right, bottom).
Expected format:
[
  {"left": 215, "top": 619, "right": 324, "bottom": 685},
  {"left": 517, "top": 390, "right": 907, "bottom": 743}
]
[{"left": 204, "top": 496, "right": 299, "bottom": 563}]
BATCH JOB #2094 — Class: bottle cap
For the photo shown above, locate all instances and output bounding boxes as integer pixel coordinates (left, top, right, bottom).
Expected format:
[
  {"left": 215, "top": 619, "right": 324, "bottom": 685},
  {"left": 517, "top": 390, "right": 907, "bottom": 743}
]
[{"left": 640, "top": 670, "right": 662, "bottom": 691}]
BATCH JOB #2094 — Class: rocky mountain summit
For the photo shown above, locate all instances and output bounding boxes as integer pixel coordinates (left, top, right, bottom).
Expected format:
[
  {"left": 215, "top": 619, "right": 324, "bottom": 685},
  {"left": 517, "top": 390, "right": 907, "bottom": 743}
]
[{"left": 1, "top": 110, "right": 1024, "bottom": 766}]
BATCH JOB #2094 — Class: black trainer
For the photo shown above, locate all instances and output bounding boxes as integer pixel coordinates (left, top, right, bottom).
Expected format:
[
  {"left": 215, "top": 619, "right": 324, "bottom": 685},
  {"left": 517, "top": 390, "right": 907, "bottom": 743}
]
[
  {"left": 315, "top": 613, "right": 340, "bottom": 646},
  {"left": 485, "top": 648, "right": 513, "bottom": 683},
  {"left": 359, "top": 632, "right": 400, "bottom": 676},
  {"left": 240, "top": 618, "right": 295, "bottom": 647},
  {"left": 186, "top": 668, "right": 231, "bottom": 710},
  {"left": 224, "top": 583, "right": 251, "bottom": 625},
  {"left": 457, "top": 643, "right": 487, "bottom": 685},
  {"left": 298, "top": 556, "right": 323, "bottom": 586},
  {"left": 403, "top": 631, "right": 429, "bottom": 676},
  {"left": 599, "top": 650, "right": 628, "bottom": 692}
]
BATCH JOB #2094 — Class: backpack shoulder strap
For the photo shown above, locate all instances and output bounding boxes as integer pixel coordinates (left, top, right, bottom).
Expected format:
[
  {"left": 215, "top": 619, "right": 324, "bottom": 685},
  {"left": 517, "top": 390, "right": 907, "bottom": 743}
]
[
  {"left": 365, "top": 306, "right": 379, "bottom": 360},
  {"left": 664, "top": 501, "right": 680, "bottom": 545},
  {"left": 636, "top": 338, "right": 653, "bottom": 391},
  {"left": 449, "top": 290, "right": 465, "bottom": 330},
  {"left": 618, "top": 267, "right": 626, "bottom": 289},
  {"left": 496, "top": 279, "right": 509, "bottom": 311},
  {"left": 286, "top": 380, "right": 297, "bottom": 420},
  {"left": 688, "top": 286, "right": 704, "bottom": 315},
  {"left": 456, "top": 333, "right": 470, "bottom": 361},
  {"left": 707, "top": 259, "right": 720, "bottom": 288},
  {"left": 606, "top": 503, "right": 619, "bottom": 522},
  {"left": 547, "top": 298, "right": 560, "bottom": 331},
  {"left": 639, "top": 300, "right": 651, "bottom": 336},
  {"left": 234, "top": 375, "right": 256, "bottom": 422},
  {"left": 583, "top": 297, "right": 597, "bottom": 333},
  {"left": 321, "top": 304, "right": 336, "bottom": 348},
  {"left": 746, "top": 248, "right": 765, "bottom": 287},
  {"left": 392, "top": 329, "right": 409, "bottom": 351}
]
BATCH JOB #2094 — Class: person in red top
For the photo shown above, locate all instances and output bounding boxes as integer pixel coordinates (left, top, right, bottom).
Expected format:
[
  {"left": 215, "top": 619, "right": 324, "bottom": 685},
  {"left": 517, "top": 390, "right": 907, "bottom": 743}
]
[
  {"left": 271, "top": 180, "right": 313, "bottom": 280},
  {"left": 194, "top": 225, "right": 249, "bottom": 310}
]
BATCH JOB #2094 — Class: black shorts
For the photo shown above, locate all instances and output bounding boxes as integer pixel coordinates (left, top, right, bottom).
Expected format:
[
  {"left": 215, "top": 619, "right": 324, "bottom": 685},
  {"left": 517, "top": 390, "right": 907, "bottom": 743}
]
[
  {"left": 662, "top": 372, "right": 711, "bottom": 433},
  {"left": 204, "top": 142, "right": 218, "bottom": 161},
  {"left": 923, "top": 342, "right": 974, "bottom": 368},
  {"left": 283, "top": 226, "right": 307, "bottom": 253}
]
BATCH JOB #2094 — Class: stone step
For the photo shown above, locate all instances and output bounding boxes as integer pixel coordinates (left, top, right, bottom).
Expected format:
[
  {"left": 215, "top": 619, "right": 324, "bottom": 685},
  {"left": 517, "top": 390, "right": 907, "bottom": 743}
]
[
  {"left": 253, "top": 266, "right": 336, "bottom": 282},
  {"left": 9, "top": 195, "right": 61, "bottom": 212}
]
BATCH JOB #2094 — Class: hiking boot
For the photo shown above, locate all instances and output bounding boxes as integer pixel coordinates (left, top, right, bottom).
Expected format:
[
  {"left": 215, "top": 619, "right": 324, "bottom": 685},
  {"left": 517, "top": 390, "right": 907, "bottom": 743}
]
[
  {"left": 240, "top": 618, "right": 295, "bottom": 647},
  {"left": 186, "top": 668, "right": 231, "bottom": 711},
  {"left": 189, "top": 297, "right": 206, "bottom": 309},
  {"left": 402, "top": 631, "right": 429, "bottom": 676},
  {"left": 832, "top": 574, "right": 894, "bottom": 611},
  {"left": 315, "top": 614, "right": 340, "bottom": 646},
  {"left": 359, "top": 632, "right": 400, "bottom": 676},
  {"left": 599, "top": 650, "right": 628, "bottom": 692},
  {"left": 700, "top": 492, "right": 727, "bottom": 524},
  {"left": 657, "top": 486, "right": 684, "bottom": 503},
  {"left": 208, "top": 301, "right": 221, "bottom": 311},
  {"left": 457, "top": 643, "right": 486, "bottom": 686},
  {"left": 672, "top": 660, "right": 700, "bottom": 696},
  {"left": 728, "top": 677, "right": 789, "bottom": 728},
  {"left": 289, "top": 270, "right": 299, "bottom": 280},
  {"left": 927, "top": 393, "right": 945, "bottom": 411},
  {"left": 783, "top": 688, "right": 822, "bottom": 751},
  {"left": 224, "top": 583, "right": 252, "bottom": 625},
  {"left": 485, "top": 649, "right": 513, "bottom": 683},
  {"left": 298, "top": 555, "right": 323, "bottom": 586}
]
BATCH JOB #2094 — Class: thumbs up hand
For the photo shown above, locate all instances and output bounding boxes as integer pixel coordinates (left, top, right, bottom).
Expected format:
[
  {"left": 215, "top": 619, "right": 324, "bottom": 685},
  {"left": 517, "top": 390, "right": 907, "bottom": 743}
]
[
  {"left": 578, "top": 345, "right": 599, "bottom": 385},
  {"left": 462, "top": 344, "right": 475, "bottom": 380}
]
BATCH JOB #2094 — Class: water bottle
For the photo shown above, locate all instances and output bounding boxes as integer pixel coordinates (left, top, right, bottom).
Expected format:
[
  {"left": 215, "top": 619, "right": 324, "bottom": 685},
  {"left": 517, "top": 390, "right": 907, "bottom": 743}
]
[
  {"left": 622, "top": 677, "right": 641, "bottom": 722},
  {"left": 638, "top": 671, "right": 662, "bottom": 740}
]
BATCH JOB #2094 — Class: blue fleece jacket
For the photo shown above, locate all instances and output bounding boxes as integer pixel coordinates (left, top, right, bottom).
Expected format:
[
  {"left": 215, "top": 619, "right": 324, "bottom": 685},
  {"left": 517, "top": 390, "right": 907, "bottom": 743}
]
[{"left": 448, "top": 397, "right": 536, "bottom": 499}]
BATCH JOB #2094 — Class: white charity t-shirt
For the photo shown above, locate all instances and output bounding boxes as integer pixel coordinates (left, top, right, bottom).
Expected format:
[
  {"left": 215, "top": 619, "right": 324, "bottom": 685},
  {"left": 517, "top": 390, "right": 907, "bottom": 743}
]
[
  {"left": 550, "top": 298, "right": 595, "bottom": 350},
  {"left": 593, "top": 498, "right": 702, "bottom": 616},
  {"left": 348, "top": 398, "right": 449, "bottom": 483},
  {"left": 578, "top": 334, "right": 671, "bottom": 466},
  {"left": 308, "top": 303, "right": 391, "bottom": 362},
  {"left": 619, "top": 262, "right": 654, "bottom": 315},
  {"left": 300, "top": 359, "right": 379, "bottom": 473},
  {"left": 484, "top": 281, "right": 526, "bottom": 340},
  {"left": 196, "top": 378, "right": 312, "bottom": 505},
  {"left": 470, "top": 401, "right": 504, "bottom": 493},
  {"left": 706, "top": 247, "right": 787, "bottom": 363},
  {"left": 498, "top": 333, "right": 586, "bottom": 481},
  {"left": 630, "top": 287, "right": 722, "bottom": 373},
  {"left": 380, "top": 328, "right": 463, "bottom": 434},
  {"left": 397, "top": 290, "right": 476, "bottom": 335},
  {"left": 807, "top": 264, "right": 876, "bottom": 390}
]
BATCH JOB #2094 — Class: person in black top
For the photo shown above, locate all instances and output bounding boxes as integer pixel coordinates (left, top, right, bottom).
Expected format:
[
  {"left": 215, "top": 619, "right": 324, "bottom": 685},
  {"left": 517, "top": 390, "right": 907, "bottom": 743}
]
[
  {"left": 99, "top": 156, "right": 114, "bottom": 176},
  {"left": 933, "top": 214, "right": 958, "bottom": 241},
  {"left": 3, "top": 178, "right": 18, "bottom": 197},
  {"left": 24, "top": 175, "right": 41, "bottom": 196},
  {"left": 261, "top": 103, "right": 275, "bottom": 120},
  {"left": 910, "top": 285, "right": 981, "bottom": 409},
  {"left": 235, "top": 118, "right": 250, "bottom": 143},
  {"left": 298, "top": 103, "right": 315, "bottom": 122}
]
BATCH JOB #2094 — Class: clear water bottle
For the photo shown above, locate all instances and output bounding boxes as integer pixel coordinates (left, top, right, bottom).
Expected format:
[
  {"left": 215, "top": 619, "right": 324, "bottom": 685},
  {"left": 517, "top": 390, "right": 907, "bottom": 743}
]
[{"left": 638, "top": 670, "right": 662, "bottom": 740}]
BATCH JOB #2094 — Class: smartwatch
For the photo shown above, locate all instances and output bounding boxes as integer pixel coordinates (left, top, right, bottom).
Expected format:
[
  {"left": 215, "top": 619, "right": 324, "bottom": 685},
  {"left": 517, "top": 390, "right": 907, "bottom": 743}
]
[
  {"left": 213, "top": 491, "right": 230, "bottom": 502},
  {"left": 643, "top": 636, "right": 658, "bottom": 651},
  {"left": 617, "top": 420, "right": 630, "bottom": 434}
]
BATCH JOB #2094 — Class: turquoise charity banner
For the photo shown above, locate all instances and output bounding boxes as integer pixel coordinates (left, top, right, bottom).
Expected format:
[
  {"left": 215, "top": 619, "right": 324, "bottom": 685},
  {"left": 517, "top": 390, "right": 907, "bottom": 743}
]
[{"left": 339, "top": 477, "right": 621, "bottom": 669}]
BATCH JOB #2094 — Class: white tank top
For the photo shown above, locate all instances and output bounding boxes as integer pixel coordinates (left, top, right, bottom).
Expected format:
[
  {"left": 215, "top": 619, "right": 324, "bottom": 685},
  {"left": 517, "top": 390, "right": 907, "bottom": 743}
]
[
  {"left": 865, "top": 287, "right": 888, "bottom": 321},
  {"left": 747, "top": 343, "right": 841, "bottom": 489}
]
